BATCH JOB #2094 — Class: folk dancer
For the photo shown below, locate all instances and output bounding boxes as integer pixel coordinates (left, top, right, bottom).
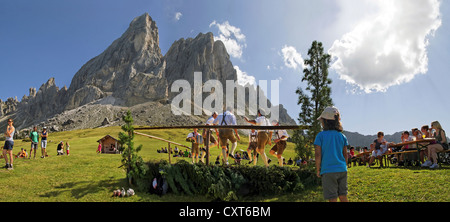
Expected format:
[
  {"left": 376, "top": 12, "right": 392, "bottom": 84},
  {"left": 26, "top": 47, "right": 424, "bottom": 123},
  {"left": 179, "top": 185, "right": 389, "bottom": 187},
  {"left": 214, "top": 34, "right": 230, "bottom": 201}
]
[
  {"left": 269, "top": 120, "right": 289, "bottom": 166},
  {"left": 244, "top": 109, "right": 272, "bottom": 167},
  {"left": 247, "top": 129, "right": 258, "bottom": 165},
  {"left": 186, "top": 128, "right": 204, "bottom": 164},
  {"left": 213, "top": 107, "right": 240, "bottom": 165}
]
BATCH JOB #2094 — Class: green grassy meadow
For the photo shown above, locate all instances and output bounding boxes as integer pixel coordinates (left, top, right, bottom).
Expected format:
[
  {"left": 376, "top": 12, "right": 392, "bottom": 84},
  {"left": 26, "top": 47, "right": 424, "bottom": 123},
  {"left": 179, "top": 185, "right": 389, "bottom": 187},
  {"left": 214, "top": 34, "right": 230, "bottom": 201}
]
[{"left": 0, "top": 126, "right": 448, "bottom": 202}]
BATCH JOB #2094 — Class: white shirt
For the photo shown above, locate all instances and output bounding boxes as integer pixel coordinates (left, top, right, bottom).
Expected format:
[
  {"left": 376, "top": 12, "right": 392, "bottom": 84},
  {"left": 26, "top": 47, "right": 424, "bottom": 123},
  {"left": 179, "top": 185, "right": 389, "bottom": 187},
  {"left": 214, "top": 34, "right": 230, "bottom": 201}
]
[
  {"left": 187, "top": 131, "right": 200, "bottom": 144},
  {"left": 255, "top": 115, "right": 270, "bottom": 132},
  {"left": 213, "top": 111, "right": 237, "bottom": 126},
  {"left": 205, "top": 116, "right": 215, "bottom": 125},
  {"left": 187, "top": 131, "right": 200, "bottom": 139},
  {"left": 274, "top": 129, "right": 289, "bottom": 141}
]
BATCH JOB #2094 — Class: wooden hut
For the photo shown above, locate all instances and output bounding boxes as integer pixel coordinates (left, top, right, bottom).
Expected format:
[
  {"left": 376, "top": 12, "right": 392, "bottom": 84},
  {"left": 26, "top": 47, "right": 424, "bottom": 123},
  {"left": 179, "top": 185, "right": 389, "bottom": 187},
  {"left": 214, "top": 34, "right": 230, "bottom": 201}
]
[{"left": 97, "top": 135, "right": 120, "bottom": 154}]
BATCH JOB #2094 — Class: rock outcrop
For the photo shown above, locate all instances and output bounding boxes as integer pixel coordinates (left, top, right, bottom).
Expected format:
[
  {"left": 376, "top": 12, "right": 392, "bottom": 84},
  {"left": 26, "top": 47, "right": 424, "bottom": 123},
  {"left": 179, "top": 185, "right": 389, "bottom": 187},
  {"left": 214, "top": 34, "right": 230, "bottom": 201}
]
[{"left": 0, "top": 13, "right": 296, "bottom": 132}]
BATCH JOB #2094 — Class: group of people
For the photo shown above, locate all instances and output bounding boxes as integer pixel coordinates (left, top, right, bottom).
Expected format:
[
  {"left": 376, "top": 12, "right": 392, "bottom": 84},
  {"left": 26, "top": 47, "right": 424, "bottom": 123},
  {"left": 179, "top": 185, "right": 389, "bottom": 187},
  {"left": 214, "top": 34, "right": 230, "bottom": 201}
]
[
  {"left": 185, "top": 107, "right": 289, "bottom": 166},
  {"left": 350, "top": 121, "right": 448, "bottom": 169},
  {"left": 308, "top": 107, "right": 447, "bottom": 202},
  {"left": 2, "top": 119, "right": 69, "bottom": 170}
]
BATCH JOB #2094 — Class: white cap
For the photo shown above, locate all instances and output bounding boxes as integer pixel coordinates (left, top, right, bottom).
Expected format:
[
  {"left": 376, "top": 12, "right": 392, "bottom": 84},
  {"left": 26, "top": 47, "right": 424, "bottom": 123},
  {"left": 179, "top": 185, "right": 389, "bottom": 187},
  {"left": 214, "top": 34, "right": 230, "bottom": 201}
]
[
  {"left": 258, "top": 108, "right": 266, "bottom": 116},
  {"left": 317, "top": 106, "right": 340, "bottom": 120}
]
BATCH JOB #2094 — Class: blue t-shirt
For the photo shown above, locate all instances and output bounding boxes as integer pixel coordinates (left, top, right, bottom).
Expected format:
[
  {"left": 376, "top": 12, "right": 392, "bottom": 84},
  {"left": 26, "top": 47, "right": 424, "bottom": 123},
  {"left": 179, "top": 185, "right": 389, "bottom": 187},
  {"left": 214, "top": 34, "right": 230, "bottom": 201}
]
[{"left": 314, "top": 130, "right": 349, "bottom": 175}]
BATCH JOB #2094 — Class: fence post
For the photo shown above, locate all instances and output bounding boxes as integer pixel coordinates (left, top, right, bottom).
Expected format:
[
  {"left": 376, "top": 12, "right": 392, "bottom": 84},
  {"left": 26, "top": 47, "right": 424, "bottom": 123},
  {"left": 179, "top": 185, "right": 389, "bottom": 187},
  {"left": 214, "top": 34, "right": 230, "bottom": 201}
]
[
  {"left": 168, "top": 142, "right": 172, "bottom": 164},
  {"left": 205, "top": 130, "right": 210, "bottom": 165}
]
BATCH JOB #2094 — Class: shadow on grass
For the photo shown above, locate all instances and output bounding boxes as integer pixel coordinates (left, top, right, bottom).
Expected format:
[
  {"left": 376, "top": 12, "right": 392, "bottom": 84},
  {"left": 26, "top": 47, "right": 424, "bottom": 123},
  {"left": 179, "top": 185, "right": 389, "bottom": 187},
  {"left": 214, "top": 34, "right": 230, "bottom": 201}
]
[{"left": 40, "top": 177, "right": 128, "bottom": 199}]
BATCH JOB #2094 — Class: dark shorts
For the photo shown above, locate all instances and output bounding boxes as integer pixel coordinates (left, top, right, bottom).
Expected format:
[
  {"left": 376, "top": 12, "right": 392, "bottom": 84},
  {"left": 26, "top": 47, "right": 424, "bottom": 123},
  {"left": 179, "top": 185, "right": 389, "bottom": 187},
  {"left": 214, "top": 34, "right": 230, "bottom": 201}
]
[
  {"left": 219, "top": 129, "right": 237, "bottom": 147},
  {"left": 31, "top": 142, "right": 38, "bottom": 149},
  {"left": 4, "top": 140, "right": 14, "bottom": 150},
  {"left": 256, "top": 131, "right": 269, "bottom": 150},
  {"left": 192, "top": 143, "right": 200, "bottom": 154},
  {"left": 270, "top": 140, "right": 287, "bottom": 155},
  {"left": 321, "top": 172, "right": 348, "bottom": 200},
  {"left": 248, "top": 142, "right": 257, "bottom": 151},
  {"left": 203, "top": 130, "right": 217, "bottom": 146}
]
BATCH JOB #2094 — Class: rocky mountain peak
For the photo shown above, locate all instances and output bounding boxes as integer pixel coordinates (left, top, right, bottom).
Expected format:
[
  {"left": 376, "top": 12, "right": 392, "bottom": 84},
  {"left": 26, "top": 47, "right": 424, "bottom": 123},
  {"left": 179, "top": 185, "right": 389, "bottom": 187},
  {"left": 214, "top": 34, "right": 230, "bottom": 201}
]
[
  {"left": 65, "top": 13, "right": 163, "bottom": 109},
  {"left": 0, "top": 13, "right": 296, "bottom": 132}
]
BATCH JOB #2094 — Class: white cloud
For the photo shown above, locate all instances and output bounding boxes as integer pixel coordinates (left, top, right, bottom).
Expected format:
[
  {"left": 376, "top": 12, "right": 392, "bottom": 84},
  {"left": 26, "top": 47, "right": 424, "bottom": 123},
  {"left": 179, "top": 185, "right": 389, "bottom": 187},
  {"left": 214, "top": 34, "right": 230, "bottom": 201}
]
[
  {"left": 281, "top": 45, "right": 306, "bottom": 70},
  {"left": 174, "top": 12, "right": 182, "bottom": 21},
  {"left": 329, "top": 0, "right": 442, "bottom": 93},
  {"left": 209, "top": 21, "right": 247, "bottom": 59},
  {"left": 234, "top": 65, "right": 256, "bottom": 87}
]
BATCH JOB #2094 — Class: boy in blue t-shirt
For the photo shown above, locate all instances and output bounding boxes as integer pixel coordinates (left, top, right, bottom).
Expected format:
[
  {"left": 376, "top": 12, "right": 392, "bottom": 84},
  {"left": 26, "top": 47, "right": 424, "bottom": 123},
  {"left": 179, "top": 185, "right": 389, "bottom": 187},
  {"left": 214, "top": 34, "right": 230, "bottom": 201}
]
[{"left": 314, "top": 107, "right": 349, "bottom": 202}]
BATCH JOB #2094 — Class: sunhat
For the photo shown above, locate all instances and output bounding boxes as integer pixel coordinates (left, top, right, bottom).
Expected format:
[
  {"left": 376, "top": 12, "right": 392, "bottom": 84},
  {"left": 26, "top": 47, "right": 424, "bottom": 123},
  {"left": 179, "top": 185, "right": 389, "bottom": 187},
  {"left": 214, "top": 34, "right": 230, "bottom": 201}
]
[{"left": 317, "top": 106, "right": 340, "bottom": 120}]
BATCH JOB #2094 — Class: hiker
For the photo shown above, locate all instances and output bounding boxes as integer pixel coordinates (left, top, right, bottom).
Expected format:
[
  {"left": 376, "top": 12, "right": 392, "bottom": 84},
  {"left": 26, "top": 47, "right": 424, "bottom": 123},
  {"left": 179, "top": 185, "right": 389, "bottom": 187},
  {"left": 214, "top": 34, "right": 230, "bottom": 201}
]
[
  {"left": 247, "top": 129, "right": 258, "bottom": 165},
  {"left": 203, "top": 111, "right": 219, "bottom": 148},
  {"left": 41, "top": 127, "right": 48, "bottom": 158},
  {"left": 244, "top": 109, "right": 272, "bottom": 167},
  {"left": 422, "top": 121, "right": 447, "bottom": 168},
  {"left": 186, "top": 128, "right": 204, "bottom": 164},
  {"left": 97, "top": 142, "right": 102, "bottom": 154},
  {"left": 66, "top": 141, "right": 70, "bottom": 156},
  {"left": 3, "top": 118, "right": 15, "bottom": 170},
  {"left": 314, "top": 107, "right": 349, "bottom": 202},
  {"left": 213, "top": 107, "right": 240, "bottom": 165},
  {"left": 269, "top": 120, "right": 289, "bottom": 167},
  {"left": 29, "top": 126, "right": 39, "bottom": 159},
  {"left": 57, "top": 141, "right": 64, "bottom": 155}
]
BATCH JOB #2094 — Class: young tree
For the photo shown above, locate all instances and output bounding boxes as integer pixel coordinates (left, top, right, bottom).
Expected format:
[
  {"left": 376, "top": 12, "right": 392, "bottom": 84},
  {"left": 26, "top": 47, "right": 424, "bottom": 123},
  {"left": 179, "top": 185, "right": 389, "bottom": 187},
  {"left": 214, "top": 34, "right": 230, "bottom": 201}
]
[
  {"left": 294, "top": 41, "right": 333, "bottom": 161},
  {"left": 118, "top": 110, "right": 146, "bottom": 186}
]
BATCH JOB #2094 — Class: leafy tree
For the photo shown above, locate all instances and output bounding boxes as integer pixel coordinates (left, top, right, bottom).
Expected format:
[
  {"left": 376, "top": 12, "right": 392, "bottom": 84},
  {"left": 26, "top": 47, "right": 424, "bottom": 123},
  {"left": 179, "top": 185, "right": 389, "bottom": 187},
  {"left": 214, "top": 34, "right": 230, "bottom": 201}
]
[
  {"left": 294, "top": 41, "right": 333, "bottom": 161},
  {"left": 118, "top": 110, "right": 146, "bottom": 186}
]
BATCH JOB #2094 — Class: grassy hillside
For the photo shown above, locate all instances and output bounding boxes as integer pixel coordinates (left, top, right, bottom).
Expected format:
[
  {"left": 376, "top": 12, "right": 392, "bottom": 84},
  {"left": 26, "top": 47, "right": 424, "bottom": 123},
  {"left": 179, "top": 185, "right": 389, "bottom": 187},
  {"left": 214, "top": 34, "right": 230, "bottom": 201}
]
[{"left": 0, "top": 126, "right": 448, "bottom": 202}]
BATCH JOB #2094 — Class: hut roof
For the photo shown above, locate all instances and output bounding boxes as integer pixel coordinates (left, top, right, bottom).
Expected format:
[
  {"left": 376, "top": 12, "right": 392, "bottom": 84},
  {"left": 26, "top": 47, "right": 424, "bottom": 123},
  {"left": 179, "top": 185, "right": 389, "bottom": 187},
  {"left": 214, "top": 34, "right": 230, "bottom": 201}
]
[{"left": 97, "top": 135, "right": 119, "bottom": 143}]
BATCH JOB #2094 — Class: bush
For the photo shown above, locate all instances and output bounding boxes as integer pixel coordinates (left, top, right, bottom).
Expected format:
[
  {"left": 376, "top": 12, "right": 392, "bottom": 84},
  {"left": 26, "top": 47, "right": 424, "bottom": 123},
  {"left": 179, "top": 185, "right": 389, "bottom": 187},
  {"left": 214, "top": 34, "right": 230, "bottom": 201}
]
[{"left": 140, "top": 160, "right": 319, "bottom": 201}]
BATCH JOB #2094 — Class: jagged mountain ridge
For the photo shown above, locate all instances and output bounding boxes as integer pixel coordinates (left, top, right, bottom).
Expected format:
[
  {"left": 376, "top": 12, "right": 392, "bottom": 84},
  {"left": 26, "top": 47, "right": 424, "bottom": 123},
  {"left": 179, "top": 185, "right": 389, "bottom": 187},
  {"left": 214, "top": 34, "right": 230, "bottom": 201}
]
[{"left": 0, "top": 13, "right": 296, "bottom": 132}]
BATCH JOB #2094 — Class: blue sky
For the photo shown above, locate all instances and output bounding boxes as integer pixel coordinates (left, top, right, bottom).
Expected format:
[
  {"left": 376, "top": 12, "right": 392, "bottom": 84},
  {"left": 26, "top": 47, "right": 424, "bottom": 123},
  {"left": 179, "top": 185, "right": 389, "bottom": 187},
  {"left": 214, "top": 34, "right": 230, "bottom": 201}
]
[{"left": 1, "top": 0, "right": 449, "bottom": 136}]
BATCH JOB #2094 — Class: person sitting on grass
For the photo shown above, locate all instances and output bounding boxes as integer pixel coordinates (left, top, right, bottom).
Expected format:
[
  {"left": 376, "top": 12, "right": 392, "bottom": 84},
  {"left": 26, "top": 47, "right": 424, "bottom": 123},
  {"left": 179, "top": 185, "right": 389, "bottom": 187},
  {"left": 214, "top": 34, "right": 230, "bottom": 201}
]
[
  {"left": 368, "top": 131, "right": 389, "bottom": 168},
  {"left": 57, "top": 141, "right": 64, "bottom": 155},
  {"left": 234, "top": 152, "right": 241, "bottom": 165},
  {"left": 15, "top": 148, "right": 27, "bottom": 158}
]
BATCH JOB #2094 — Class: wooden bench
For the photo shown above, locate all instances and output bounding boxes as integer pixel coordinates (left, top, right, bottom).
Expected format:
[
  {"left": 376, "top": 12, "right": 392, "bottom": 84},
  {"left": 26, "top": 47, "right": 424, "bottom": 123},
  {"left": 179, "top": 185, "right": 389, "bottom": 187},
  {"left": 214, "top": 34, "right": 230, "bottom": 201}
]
[
  {"left": 383, "top": 150, "right": 422, "bottom": 167},
  {"left": 437, "top": 149, "right": 450, "bottom": 166}
]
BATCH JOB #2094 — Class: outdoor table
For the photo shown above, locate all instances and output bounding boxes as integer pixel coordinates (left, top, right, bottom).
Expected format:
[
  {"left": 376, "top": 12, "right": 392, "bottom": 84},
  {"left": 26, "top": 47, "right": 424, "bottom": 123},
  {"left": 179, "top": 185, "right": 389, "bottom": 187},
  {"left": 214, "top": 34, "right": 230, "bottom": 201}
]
[
  {"left": 356, "top": 151, "right": 372, "bottom": 157},
  {"left": 388, "top": 138, "right": 436, "bottom": 166}
]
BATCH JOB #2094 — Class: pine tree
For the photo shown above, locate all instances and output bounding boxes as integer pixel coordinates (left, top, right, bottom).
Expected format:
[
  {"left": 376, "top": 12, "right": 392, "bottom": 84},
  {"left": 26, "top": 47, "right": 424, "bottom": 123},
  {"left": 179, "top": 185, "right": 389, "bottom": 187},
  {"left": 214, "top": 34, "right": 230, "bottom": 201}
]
[
  {"left": 294, "top": 41, "right": 333, "bottom": 161},
  {"left": 118, "top": 110, "right": 146, "bottom": 186}
]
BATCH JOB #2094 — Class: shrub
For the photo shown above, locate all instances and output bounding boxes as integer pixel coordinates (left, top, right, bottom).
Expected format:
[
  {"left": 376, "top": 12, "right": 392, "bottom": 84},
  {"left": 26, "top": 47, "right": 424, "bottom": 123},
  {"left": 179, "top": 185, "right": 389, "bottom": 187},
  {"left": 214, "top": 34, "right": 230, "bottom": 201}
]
[{"left": 140, "top": 160, "right": 319, "bottom": 201}]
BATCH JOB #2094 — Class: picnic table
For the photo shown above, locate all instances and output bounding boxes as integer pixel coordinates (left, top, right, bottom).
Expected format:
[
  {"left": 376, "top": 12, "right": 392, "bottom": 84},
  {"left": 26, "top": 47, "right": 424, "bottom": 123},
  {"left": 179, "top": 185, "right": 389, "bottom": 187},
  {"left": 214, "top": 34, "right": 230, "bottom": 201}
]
[
  {"left": 356, "top": 151, "right": 371, "bottom": 157},
  {"left": 386, "top": 138, "right": 436, "bottom": 166}
]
